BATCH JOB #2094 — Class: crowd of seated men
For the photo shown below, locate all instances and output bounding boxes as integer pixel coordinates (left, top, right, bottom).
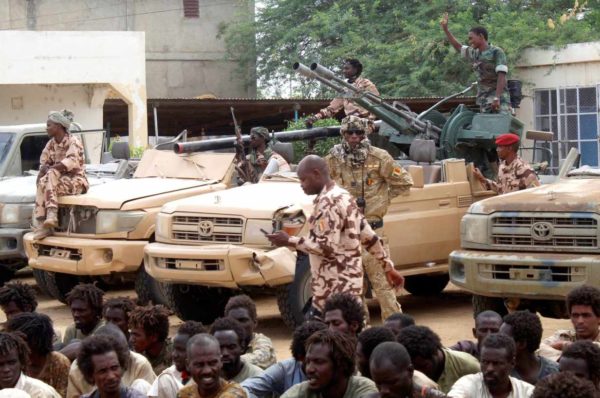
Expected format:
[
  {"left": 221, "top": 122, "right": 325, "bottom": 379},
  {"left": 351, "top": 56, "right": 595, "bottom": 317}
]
[{"left": 1, "top": 280, "right": 600, "bottom": 397}]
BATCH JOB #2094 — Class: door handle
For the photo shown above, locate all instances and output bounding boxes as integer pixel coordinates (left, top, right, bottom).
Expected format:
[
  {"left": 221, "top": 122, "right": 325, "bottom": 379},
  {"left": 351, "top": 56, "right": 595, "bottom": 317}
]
[{"left": 438, "top": 199, "right": 451, "bottom": 206}]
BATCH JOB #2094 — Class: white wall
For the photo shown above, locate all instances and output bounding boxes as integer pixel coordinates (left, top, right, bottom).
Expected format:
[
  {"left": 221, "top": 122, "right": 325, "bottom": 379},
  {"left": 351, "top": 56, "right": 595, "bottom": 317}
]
[{"left": 0, "top": 30, "right": 148, "bottom": 147}]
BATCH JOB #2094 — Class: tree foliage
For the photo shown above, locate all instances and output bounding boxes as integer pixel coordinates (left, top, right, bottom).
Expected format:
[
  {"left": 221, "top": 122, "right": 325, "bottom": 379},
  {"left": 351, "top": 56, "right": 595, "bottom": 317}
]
[{"left": 220, "top": 0, "right": 600, "bottom": 97}]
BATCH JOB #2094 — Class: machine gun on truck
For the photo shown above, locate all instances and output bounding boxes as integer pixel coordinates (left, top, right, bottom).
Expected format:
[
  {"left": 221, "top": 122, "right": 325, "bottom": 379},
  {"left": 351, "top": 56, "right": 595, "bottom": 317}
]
[{"left": 294, "top": 62, "right": 526, "bottom": 179}]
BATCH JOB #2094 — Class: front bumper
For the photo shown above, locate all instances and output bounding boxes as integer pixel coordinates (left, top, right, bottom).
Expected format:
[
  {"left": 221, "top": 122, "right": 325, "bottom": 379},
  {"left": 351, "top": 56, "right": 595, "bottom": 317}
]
[
  {"left": 23, "top": 233, "right": 146, "bottom": 275},
  {"left": 144, "top": 243, "right": 297, "bottom": 289},
  {"left": 449, "top": 249, "right": 600, "bottom": 300},
  {"left": 0, "top": 227, "right": 29, "bottom": 261}
]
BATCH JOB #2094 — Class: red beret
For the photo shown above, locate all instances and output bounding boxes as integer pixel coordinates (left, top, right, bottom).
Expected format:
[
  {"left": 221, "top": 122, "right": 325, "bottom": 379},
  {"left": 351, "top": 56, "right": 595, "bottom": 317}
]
[{"left": 495, "top": 133, "right": 520, "bottom": 146}]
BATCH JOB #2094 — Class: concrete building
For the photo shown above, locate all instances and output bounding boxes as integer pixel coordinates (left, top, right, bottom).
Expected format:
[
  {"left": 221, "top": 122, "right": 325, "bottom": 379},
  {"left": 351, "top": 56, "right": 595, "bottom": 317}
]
[
  {"left": 515, "top": 41, "right": 600, "bottom": 171},
  {"left": 0, "top": 0, "right": 256, "bottom": 98}
]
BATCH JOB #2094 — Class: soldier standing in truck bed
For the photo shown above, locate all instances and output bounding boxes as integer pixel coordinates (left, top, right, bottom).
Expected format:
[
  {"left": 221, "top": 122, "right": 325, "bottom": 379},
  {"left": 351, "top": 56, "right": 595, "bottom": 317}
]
[
  {"left": 441, "top": 13, "right": 510, "bottom": 114},
  {"left": 305, "top": 59, "right": 379, "bottom": 128},
  {"left": 326, "top": 116, "right": 413, "bottom": 322}
]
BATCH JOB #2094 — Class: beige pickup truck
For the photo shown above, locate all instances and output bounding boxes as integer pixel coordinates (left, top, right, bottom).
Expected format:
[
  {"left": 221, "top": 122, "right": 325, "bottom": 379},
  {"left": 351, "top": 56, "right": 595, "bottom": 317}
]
[
  {"left": 23, "top": 149, "right": 236, "bottom": 303},
  {"left": 145, "top": 158, "right": 496, "bottom": 327}
]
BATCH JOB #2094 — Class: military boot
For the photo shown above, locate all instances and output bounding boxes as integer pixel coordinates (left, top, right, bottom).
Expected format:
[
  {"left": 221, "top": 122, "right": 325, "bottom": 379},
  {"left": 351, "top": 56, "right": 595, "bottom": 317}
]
[
  {"left": 30, "top": 227, "right": 53, "bottom": 241},
  {"left": 43, "top": 208, "right": 58, "bottom": 229}
]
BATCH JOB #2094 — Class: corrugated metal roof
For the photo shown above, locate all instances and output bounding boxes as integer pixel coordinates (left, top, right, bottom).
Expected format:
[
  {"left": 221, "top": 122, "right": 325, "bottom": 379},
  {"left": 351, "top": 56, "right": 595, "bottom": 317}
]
[{"left": 133, "top": 96, "right": 476, "bottom": 102}]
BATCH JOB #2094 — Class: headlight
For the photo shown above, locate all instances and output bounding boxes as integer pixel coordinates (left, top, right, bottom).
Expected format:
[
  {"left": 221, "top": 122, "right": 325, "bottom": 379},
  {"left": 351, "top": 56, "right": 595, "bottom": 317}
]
[
  {"left": 0, "top": 204, "right": 33, "bottom": 225},
  {"left": 244, "top": 220, "right": 275, "bottom": 246},
  {"left": 96, "top": 210, "right": 145, "bottom": 234},
  {"left": 461, "top": 214, "right": 489, "bottom": 245},
  {"left": 155, "top": 212, "right": 171, "bottom": 241}
]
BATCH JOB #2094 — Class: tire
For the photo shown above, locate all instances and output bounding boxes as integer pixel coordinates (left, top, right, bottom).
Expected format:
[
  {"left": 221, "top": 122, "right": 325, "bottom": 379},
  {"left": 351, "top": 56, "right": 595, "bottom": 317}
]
[
  {"left": 276, "top": 254, "right": 312, "bottom": 329},
  {"left": 403, "top": 273, "right": 449, "bottom": 296},
  {"left": 135, "top": 267, "right": 168, "bottom": 306},
  {"left": 164, "top": 283, "right": 233, "bottom": 324},
  {"left": 44, "top": 271, "right": 80, "bottom": 303},
  {"left": 32, "top": 269, "right": 52, "bottom": 296},
  {"left": 472, "top": 294, "right": 508, "bottom": 317}
]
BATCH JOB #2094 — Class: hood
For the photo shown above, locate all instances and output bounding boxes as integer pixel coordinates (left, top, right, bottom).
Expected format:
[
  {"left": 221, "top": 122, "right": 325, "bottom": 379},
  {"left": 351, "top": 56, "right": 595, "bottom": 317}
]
[
  {"left": 471, "top": 177, "right": 600, "bottom": 214},
  {"left": 59, "top": 177, "right": 220, "bottom": 209},
  {"left": 161, "top": 181, "right": 314, "bottom": 219},
  {"left": 0, "top": 175, "right": 111, "bottom": 203}
]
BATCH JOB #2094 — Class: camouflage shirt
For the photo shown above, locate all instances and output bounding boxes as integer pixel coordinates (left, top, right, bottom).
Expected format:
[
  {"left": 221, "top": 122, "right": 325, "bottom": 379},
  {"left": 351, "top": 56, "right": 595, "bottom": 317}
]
[
  {"left": 326, "top": 143, "right": 413, "bottom": 220},
  {"left": 241, "top": 332, "right": 277, "bottom": 369},
  {"left": 39, "top": 133, "right": 89, "bottom": 189},
  {"left": 461, "top": 44, "right": 510, "bottom": 113},
  {"left": 539, "top": 328, "right": 600, "bottom": 362},
  {"left": 177, "top": 380, "right": 247, "bottom": 398},
  {"left": 36, "top": 351, "right": 71, "bottom": 398},
  {"left": 315, "top": 77, "right": 380, "bottom": 120},
  {"left": 288, "top": 183, "right": 394, "bottom": 311},
  {"left": 483, "top": 157, "right": 540, "bottom": 194}
]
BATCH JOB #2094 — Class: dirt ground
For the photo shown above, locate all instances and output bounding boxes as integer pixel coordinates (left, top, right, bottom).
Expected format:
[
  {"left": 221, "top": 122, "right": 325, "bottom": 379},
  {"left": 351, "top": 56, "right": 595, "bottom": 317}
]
[{"left": 5, "top": 271, "right": 572, "bottom": 362}]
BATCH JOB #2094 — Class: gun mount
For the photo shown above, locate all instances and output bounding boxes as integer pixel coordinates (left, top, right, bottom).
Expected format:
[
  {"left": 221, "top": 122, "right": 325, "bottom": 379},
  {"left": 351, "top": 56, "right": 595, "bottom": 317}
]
[{"left": 294, "top": 62, "right": 525, "bottom": 178}]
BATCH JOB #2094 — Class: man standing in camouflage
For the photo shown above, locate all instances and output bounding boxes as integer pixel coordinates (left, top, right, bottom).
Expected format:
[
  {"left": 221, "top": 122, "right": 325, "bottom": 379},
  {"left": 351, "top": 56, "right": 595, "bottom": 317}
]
[
  {"left": 473, "top": 133, "right": 540, "bottom": 193},
  {"left": 32, "top": 110, "right": 89, "bottom": 240},
  {"left": 267, "top": 155, "right": 405, "bottom": 319},
  {"left": 326, "top": 116, "right": 413, "bottom": 322},
  {"left": 441, "top": 13, "right": 510, "bottom": 114},
  {"left": 238, "top": 126, "right": 290, "bottom": 184},
  {"left": 305, "top": 59, "right": 379, "bottom": 126}
]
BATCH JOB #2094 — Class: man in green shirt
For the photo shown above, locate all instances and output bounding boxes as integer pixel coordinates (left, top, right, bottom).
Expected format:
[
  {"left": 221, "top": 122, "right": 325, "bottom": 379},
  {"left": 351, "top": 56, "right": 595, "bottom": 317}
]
[
  {"left": 441, "top": 13, "right": 510, "bottom": 114},
  {"left": 281, "top": 329, "right": 377, "bottom": 398},
  {"left": 397, "top": 326, "right": 480, "bottom": 393}
]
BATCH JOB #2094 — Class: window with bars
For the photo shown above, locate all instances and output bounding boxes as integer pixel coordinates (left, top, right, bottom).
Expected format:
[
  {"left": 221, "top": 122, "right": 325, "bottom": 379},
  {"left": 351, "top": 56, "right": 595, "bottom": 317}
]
[
  {"left": 183, "top": 0, "right": 199, "bottom": 18},
  {"left": 535, "top": 86, "right": 599, "bottom": 170}
]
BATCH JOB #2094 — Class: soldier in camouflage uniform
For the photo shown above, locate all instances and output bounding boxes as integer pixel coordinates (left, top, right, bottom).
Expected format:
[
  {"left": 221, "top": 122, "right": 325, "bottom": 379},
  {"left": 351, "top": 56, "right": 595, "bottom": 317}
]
[
  {"left": 305, "top": 58, "right": 380, "bottom": 128},
  {"left": 441, "top": 14, "right": 510, "bottom": 114},
  {"left": 32, "top": 110, "right": 89, "bottom": 240},
  {"left": 473, "top": 133, "right": 540, "bottom": 194},
  {"left": 267, "top": 155, "right": 405, "bottom": 317},
  {"left": 243, "top": 127, "right": 290, "bottom": 183},
  {"left": 326, "top": 116, "right": 413, "bottom": 322}
]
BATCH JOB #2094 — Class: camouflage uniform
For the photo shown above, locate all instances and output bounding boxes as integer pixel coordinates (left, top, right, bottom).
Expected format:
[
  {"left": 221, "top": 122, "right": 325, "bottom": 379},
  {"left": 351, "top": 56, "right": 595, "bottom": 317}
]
[
  {"left": 461, "top": 44, "right": 510, "bottom": 114},
  {"left": 539, "top": 329, "right": 600, "bottom": 362},
  {"left": 241, "top": 332, "right": 277, "bottom": 369},
  {"left": 314, "top": 77, "right": 380, "bottom": 121},
  {"left": 247, "top": 127, "right": 290, "bottom": 181},
  {"left": 287, "top": 183, "right": 394, "bottom": 313},
  {"left": 482, "top": 157, "right": 540, "bottom": 194},
  {"left": 34, "top": 133, "right": 89, "bottom": 219},
  {"left": 326, "top": 117, "right": 412, "bottom": 321}
]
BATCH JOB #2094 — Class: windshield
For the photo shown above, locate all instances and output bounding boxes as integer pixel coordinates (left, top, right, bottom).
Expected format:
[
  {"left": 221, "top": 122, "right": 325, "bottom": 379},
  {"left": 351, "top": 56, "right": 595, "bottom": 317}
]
[
  {"left": 567, "top": 165, "right": 600, "bottom": 178},
  {"left": 0, "top": 133, "right": 15, "bottom": 168}
]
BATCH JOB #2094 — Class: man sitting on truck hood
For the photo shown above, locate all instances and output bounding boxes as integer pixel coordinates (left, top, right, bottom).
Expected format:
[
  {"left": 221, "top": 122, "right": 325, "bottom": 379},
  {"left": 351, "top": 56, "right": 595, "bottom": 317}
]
[
  {"left": 32, "top": 109, "right": 89, "bottom": 240},
  {"left": 472, "top": 133, "right": 540, "bottom": 194},
  {"left": 540, "top": 285, "right": 600, "bottom": 362}
]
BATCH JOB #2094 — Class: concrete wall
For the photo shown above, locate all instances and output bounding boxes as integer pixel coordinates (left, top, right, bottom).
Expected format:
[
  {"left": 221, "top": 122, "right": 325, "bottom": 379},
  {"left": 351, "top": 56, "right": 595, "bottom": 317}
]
[
  {"left": 0, "top": 30, "right": 148, "bottom": 146},
  {"left": 515, "top": 42, "right": 600, "bottom": 131},
  {"left": 0, "top": 0, "right": 256, "bottom": 98}
]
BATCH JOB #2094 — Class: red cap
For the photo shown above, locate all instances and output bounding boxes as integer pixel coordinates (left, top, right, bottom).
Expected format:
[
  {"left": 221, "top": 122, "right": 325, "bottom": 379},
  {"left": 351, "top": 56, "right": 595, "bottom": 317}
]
[{"left": 495, "top": 133, "right": 520, "bottom": 146}]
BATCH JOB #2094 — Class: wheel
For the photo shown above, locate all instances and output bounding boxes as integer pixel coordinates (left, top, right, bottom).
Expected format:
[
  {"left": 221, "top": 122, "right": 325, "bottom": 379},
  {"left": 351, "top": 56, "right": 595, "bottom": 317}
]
[
  {"left": 135, "top": 267, "right": 168, "bottom": 306},
  {"left": 276, "top": 254, "right": 312, "bottom": 329},
  {"left": 403, "top": 273, "right": 449, "bottom": 296},
  {"left": 32, "top": 269, "right": 52, "bottom": 296},
  {"left": 164, "top": 283, "right": 233, "bottom": 324},
  {"left": 472, "top": 294, "right": 508, "bottom": 317},
  {"left": 44, "top": 271, "right": 80, "bottom": 303}
]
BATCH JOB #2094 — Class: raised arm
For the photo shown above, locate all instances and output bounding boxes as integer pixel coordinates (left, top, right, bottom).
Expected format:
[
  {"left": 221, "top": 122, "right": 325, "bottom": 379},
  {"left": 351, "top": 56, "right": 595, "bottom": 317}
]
[{"left": 440, "top": 13, "right": 462, "bottom": 52}]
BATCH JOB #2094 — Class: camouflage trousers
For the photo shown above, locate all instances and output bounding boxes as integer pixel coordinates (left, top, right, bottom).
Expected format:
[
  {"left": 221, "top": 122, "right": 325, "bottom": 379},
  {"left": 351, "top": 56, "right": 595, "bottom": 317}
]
[
  {"left": 362, "top": 227, "right": 402, "bottom": 324},
  {"left": 34, "top": 169, "right": 87, "bottom": 219},
  {"left": 478, "top": 91, "right": 511, "bottom": 114}
]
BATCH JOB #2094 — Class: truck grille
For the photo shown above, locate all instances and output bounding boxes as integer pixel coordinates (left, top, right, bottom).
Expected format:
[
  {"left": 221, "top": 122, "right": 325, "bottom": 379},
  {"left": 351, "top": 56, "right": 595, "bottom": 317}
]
[
  {"left": 491, "top": 214, "right": 598, "bottom": 251},
  {"left": 171, "top": 215, "right": 244, "bottom": 243},
  {"left": 37, "top": 244, "right": 82, "bottom": 261},
  {"left": 478, "top": 263, "right": 585, "bottom": 283},
  {"left": 157, "top": 257, "right": 223, "bottom": 271}
]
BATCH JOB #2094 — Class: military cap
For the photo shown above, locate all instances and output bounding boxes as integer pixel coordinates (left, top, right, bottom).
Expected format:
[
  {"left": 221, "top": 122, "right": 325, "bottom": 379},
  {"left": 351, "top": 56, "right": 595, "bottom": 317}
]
[
  {"left": 250, "top": 126, "right": 270, "bottom": 141},
  {"left": 340, "top": 116, "right": 371, "bottom": 134},
  {"left": 495, "top": 133, "right": 520, "bottom": 146}
]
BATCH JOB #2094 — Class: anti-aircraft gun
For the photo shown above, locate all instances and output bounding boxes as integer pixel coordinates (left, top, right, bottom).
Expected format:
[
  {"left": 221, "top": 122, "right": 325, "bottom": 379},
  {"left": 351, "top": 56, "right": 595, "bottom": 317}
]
[{"left": 294, "top": 62, "right": 525, "bottom": 178}]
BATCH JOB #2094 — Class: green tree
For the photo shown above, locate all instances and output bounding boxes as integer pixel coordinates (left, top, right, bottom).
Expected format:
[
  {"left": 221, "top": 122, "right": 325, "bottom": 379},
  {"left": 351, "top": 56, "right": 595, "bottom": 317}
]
[{"left": 220, "top": 0, "right": 599, "bottom": 97}]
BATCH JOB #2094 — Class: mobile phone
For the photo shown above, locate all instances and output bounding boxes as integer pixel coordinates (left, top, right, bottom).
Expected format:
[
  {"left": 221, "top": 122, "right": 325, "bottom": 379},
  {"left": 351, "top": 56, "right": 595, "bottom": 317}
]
[{"left": 260, "top": 228, "right": 270, "bottom": 235}]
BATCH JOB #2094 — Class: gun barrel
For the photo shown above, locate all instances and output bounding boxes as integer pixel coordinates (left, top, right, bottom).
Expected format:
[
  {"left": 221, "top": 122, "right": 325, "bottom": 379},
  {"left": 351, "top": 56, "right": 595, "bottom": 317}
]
[{"left": 174, "top": 127, "right": 341, "bottom": 154}]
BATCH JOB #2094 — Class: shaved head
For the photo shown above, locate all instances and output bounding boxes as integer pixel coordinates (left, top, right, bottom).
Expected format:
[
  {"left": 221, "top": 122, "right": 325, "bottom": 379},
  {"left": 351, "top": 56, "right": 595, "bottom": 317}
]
[
  {"left": 187, "top": 333, "right": 220, "bottom": 356},
  {"left": 297, "top": 155, "right": 332, "bottom": 195}
]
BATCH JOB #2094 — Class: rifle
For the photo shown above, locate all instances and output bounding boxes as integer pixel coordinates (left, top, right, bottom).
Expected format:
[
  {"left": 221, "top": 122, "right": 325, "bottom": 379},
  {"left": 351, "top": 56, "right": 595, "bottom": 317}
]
[{"left": 231, "top": 107, "right": 257, "bottom": 184}]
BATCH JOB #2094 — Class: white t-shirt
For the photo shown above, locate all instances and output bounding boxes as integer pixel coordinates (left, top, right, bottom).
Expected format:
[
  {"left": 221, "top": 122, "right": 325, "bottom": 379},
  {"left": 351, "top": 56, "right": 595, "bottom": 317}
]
[{"left": 448, "top": 373, "right": 534, "bottom": 398}]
